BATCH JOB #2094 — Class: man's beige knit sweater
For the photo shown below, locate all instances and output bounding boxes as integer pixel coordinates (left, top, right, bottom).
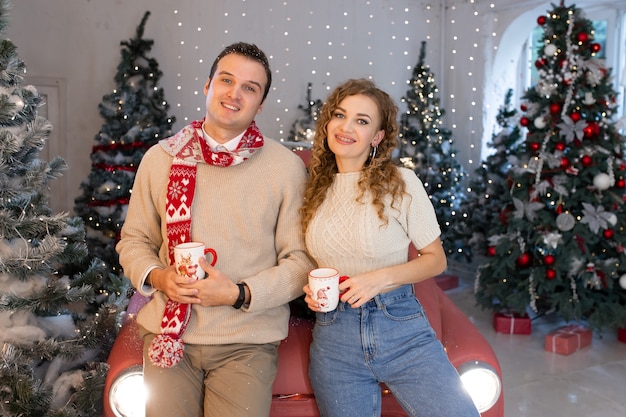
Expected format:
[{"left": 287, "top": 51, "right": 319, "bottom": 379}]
[{"left": 117, "top": 136, "right": 314, "bottom": 346}]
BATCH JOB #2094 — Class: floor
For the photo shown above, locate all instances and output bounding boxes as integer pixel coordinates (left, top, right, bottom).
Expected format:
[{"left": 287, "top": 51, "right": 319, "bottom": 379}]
[{"left": 444, "top": 261, "right": 626, "bottom": 417}]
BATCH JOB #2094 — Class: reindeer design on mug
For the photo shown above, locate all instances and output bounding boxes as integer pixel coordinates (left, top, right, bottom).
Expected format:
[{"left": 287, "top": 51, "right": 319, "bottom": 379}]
[{"left": 177, "top": 253, "right": 200, "bottom": 280}]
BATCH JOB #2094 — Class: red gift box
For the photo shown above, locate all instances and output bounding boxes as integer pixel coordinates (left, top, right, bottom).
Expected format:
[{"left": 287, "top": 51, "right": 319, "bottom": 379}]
[
  {"left": 618, "top": 327, "right": 626, "bottom": 344},
  {"left": 545, "top": 324, "right": 592, "bottom": 355},
  {"left": 493, "top": 312, "right": 532, "bottom": 334},
  {"left": 435, "top": 274, "right": 459, "bottom": 291}
]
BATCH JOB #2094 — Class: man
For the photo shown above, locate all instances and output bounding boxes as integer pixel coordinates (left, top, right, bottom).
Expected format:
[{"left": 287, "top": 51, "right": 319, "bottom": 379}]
[{"left": 116, "top": 42, "right": 314, "bottom": 417}]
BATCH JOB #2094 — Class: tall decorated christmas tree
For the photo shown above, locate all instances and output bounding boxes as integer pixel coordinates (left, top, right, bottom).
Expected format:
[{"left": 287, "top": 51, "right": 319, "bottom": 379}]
[
  {"left": 453, "top": 89, "right": 524, "bottom": 260},
  {"left": 0, "top": 1, "right": 127, "bottom": 415},
  {"left": 74, "top": 11, "right": 175, "bottom": 275},
  {"left": 475, "top": 1, "right": 626, "bottom": 331},
  {"left": 397, "top": 41, "right": 467, "bottom": 259}
]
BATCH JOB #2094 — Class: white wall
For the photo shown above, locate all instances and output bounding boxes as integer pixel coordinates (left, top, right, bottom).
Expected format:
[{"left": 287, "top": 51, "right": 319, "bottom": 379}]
[{"left": 5, "top": 0, "right": 625, "bottom": 213}]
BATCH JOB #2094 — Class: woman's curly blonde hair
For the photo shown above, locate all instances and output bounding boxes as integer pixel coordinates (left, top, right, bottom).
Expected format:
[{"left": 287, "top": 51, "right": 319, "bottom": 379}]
[{"left": 301, "top": 78, "right": 407, "bottom": 234}]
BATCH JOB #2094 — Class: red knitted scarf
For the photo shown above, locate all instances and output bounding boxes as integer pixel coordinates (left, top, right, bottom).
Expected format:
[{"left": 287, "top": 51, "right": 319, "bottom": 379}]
[{"left": 148, "top": 119, "right": 263, "bottom": 368}]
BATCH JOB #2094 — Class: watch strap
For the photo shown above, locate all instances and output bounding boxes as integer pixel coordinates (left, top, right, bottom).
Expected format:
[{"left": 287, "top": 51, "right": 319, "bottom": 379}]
[{"left": 232, "top": 283, "right": 246, "bottom": 309}]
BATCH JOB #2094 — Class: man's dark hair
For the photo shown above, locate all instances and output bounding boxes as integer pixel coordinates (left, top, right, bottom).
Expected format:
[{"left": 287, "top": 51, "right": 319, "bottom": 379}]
[{"left": 209, "top": 42, "right": 272, "bottom": 103}]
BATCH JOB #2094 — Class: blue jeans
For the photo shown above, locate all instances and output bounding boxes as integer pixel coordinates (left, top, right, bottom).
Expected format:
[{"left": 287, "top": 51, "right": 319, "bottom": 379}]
[{"left": 309, "top": 284, "right": 480, "bottom": 417}]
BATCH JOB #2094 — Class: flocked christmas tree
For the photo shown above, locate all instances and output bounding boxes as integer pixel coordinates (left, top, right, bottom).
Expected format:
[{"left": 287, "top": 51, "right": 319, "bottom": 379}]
[
  {"left": 453, "top": 89, "right": 524, "bottom": 261},
  {"left": 0, "top": 1, "right": 128, "bottom": 415},
  {"left": 475, "top": 1, "right": 626, "bottom": 331},
  {"left": 397, "top": 41, "right": 467, "bottom": 259},
  {"left": 74, "top": 11, "right": 175, "bottom": 275}
]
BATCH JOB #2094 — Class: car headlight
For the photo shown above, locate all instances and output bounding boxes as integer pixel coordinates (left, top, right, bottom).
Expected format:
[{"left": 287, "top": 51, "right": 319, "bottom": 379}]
[
  {"left": 109, "top": 366, "right": 146, "bottom": 417},
  {"left": 458, "top": 361, "right": 502, "bottom": 413}
]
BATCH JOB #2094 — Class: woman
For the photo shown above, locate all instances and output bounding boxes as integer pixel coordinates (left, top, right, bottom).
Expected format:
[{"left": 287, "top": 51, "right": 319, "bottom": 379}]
[{"left": 301, "top": 78, "right": 480, "bottom": 417}]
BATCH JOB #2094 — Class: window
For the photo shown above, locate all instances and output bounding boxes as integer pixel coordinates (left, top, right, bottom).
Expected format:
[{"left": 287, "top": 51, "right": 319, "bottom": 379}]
[{"left": 525, "top": 19, "right": 608, "bottom": 88}]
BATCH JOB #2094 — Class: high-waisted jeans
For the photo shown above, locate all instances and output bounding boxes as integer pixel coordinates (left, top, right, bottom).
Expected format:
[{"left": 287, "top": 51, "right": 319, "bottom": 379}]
[{"left": 309, "top": 284, "right": 480, "bottom": 417}]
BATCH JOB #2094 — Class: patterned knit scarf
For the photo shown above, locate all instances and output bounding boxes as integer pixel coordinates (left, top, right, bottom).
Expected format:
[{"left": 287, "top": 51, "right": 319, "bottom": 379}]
[{"left": 148, "top": 119, "right": 263, "bottom": 368}]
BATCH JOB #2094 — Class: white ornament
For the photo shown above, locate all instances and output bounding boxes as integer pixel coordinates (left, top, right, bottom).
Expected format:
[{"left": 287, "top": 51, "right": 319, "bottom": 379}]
[
  {"left": 556, "top": 212, "right": 576, "bottom": 231},
  {"left": 620, "top": 274, "right": 626, "bottom": 290},
  {"left": 593, "top": 173, "right": 611, "bottom": 190},
  {"left": 606, "top": 213, "right": 618, "bottom": 226},
  {"left": 534, "top": 117, "right": 547, "bottom": 129},
  {"left": 583, "top": 92, "right": 596, "bottom": 105},
  {"left": 544, "top": 44, "right": 557, "bottom": 56}
]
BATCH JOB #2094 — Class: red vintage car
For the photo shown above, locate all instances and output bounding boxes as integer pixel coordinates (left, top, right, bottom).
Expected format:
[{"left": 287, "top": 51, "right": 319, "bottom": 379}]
[
  {"left": 104, "top": 150, "right": 504, "bottom": 417},
  {"left": 104, "top": 263, "right": 503, "bottom": 417}
]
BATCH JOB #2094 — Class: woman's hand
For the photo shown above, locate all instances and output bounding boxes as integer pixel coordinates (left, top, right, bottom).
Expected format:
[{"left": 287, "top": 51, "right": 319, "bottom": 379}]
[
  {"left": 302, "top": 283, "right": 322, "bottom": 312},
  {"left": 339, "top": 272, "right": 388, "bottom": 308}
]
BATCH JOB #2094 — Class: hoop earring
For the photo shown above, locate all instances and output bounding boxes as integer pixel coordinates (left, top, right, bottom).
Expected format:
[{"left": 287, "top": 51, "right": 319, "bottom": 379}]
[{"left": 370, "top": 145, "right": 378, "bottom": 160}]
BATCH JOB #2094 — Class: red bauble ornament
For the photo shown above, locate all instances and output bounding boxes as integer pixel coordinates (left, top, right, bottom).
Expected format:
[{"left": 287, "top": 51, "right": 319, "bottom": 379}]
[
  {"left": 529, "top": 142, "right": 541, "bottom": 152},
  {"left": 556, "top": 204, "right": 564, "bottom": 214},
  {"left": 537, "top": 15, "right": 547, "bottom": 25},
  {"left": 544, "top": 254, "right": 555, "bottom": 266},
  {"left": 520, "top": 104, "right": 528, "bottom": 112},
  {"left": 591, "top": 43, "right": 601, "bottom": 53},
  {"left": 555, "top": 142, "right": 566, "bottom": 151},
  {"left": 520, "top": 117, "right": 530, "bottom": 127},
  {"left": 549, "top": 103, "right": 561, "bottom": 114},
  {"left": 487, "top": 246, "right": 496, "bottom": 257},
  {"left": 593, "top": 122, "right": 601, "bottom": 135},
  {"left": 516, "top": 253, "right": 532, "bottom": 268},
  {"left": 583, "top": 122, "right": 599, "bottom": 139},
  {"left": 570, "top": 112, "right": 581, "bottom": 122},
  {"left": 577, "top": 32, "right": 589, "bottom": 43},
  {"left": 603, "top": 229, "right": 614, "bottom": 239},
  {"left": 535, "top": 58, "right": 546, "bottom": 68},
  {"left": 560, "top": 157, "right": 570, "bottom": 168},
  {"left": 546, "top": 268, "right": 557, "bottom": 280},
  {"left": 617, "top": 178, "right": 626, "bottom": 188},
  {"left": 581, "top": 155, "right": 593, "bottom": 167}
]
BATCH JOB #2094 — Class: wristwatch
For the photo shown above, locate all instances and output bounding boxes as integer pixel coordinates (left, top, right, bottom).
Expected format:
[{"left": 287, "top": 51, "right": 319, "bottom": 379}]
[{"left": 232, "top": 283, "right": 246, "bottom": 309}]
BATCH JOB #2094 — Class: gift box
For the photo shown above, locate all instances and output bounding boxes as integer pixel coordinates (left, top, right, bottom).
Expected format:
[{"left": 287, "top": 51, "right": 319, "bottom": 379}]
[
  {"left": 545, "top": 324, "right": 592, "bottom": 355},
  {"left": 435, "top": 274, "right": 459, "bottom": 291},
  {"left": 493, "top": 312, "right": 532, "bottom": 334},
  {"left": 618, "top": 327, "right": 626, "bottom": 344}
]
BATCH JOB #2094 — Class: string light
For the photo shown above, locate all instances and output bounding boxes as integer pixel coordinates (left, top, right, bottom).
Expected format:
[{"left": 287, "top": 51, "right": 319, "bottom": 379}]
[{"left": 169, "top": 1, "right": 489, "bottom": 171}]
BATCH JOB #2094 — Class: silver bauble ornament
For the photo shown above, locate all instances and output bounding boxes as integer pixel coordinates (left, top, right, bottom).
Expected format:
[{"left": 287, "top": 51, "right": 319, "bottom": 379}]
[
  {"left": 544, "top": 44, "right": 557, "bottom": 56},
  {"left": 556, "top": 212, "right": 575, "bottom": 231},
  {"left": 619, "top": 274, "right": 626, "bottom": 290}
]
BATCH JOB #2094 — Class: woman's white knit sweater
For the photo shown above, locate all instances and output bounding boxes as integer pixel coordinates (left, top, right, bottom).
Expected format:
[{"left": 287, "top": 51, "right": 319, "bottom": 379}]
[{"left": 305, "top": 168, "right": 441, "bottom": 277}]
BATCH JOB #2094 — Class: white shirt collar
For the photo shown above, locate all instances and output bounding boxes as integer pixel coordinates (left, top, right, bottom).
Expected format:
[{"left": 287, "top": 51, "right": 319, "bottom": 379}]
[{"left": 200, "top": 125, "right": 243, "bottom": 152}]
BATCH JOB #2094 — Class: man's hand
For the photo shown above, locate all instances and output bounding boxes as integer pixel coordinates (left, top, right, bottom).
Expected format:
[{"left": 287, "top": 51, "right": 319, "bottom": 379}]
[
  {"left": 149, "top": 266, "right": 201, "bottom": 304},
  {"left": 183, "top": 257, "right": 246, "bottom": 307}
]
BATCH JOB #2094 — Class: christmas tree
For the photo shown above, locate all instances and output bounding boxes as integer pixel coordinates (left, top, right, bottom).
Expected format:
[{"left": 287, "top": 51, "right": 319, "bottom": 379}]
[
  {"left": 0, "top": 1, "right": 127, "bottom": 415},
  {"left": 397, "top": 41, "right": 467, "bottom": 259},
  {"left": 282, "top": 82, "right": 322, "bottom": 151},
  {"left": 475, "top": 1, "right": 626, "bottom": 331},
  {"left": 74, "top": 11, "right": 175, "bottom": 275},
  {"left": 453, "top": 89, "right": 524, "bottom": 260}
]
